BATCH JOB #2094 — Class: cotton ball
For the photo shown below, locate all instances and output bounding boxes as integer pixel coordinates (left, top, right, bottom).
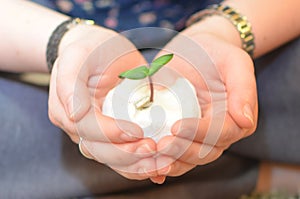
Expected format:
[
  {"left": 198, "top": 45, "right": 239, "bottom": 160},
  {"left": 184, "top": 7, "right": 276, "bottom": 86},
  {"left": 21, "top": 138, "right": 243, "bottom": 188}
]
[{"left": 102, "top": 78, "right": 200, "bottom": 142}]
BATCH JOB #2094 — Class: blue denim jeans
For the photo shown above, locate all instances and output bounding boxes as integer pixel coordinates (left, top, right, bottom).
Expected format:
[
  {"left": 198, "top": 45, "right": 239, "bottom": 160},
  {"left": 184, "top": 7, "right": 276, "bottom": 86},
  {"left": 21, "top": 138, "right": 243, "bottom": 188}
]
[
  {"left": 0, "top": 52, "right": 258, "bottom": 199},
  {"left": 229, "top": 37, "right": 300, "bottom": 164}
]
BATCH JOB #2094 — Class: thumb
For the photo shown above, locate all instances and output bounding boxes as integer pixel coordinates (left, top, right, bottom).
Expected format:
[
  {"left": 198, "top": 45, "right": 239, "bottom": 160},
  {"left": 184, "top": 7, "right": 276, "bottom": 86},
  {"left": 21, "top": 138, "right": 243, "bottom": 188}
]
[
  {"left": 224, "top": 52, "right": 258, "bottom": 130},
  {"left": 55, "top": 45, "right": 91, "bottom": 122}
]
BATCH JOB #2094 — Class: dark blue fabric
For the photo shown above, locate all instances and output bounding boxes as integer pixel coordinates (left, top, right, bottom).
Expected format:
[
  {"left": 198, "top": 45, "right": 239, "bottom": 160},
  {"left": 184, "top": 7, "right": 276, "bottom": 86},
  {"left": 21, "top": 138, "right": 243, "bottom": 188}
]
[
  {"left": 0, "top": 74, "right": 257, "bottom": 199},
  {"left": 229, "top": 37, "right": 300, "bottom": 164},
  {"left": 35, "top": 0, "right": 222, "bottom": 31}
]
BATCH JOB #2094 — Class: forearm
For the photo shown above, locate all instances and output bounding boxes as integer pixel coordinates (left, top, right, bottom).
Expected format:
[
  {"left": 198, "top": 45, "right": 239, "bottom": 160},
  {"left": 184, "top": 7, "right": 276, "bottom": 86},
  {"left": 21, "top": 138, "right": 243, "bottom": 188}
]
[
  {"left": 0, "top": 0, "right": 69, "bottom": 73},
  {"left": 184, "top": 0, "right": 300, "bottom": 58}
]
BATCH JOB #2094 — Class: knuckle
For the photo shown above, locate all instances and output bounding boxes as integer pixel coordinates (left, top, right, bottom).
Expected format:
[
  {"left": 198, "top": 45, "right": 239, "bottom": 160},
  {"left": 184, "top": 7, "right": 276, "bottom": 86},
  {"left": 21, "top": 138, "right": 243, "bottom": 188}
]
[
  {"left": 244, "top": 126, "right": 257, "bottom": 137},
  {"left": 217, "top": 124, "right": 241, "bottom": 148},
  {"left": 197, "top": 146, "right": 223, "bottom": 165},
  {"left": 69, "top": 134, "right": 80, "bottom": 144},
  {"left": 48, "top": 109, "right": 59, "bottom": 127}
]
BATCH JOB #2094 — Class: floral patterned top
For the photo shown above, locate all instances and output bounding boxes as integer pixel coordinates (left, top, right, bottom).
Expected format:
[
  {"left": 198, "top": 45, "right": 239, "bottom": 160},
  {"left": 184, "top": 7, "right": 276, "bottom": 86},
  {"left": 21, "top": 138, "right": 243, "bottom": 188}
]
[{"left": 47, "top": 0, "right": 221, "bottom": 31}]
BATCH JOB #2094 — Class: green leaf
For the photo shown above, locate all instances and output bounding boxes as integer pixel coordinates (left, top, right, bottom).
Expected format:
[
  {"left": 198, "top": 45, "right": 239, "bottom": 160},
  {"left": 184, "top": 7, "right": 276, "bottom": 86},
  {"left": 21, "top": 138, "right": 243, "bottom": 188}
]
[
  {"left": 148, "top": 54, "right": 173, "bottom": 76},
  {"left": 118, "top": 65, "right": 149, "bottom": 80}
]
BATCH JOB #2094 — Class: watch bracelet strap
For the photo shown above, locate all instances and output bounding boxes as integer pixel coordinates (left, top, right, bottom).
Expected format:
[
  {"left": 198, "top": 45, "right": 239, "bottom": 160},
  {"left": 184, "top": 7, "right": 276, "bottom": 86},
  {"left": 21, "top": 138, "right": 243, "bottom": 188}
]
[
  {"left": 186, "top": 4, "right": 255, "bottom": 57},
  {"left": 46, "top": 18, "right": 95, "bottom": 73}
]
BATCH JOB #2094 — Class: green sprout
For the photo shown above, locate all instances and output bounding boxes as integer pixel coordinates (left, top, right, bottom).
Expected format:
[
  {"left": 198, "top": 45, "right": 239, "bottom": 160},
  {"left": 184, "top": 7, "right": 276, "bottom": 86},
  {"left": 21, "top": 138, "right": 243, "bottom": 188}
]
[{"left": 119, "top": 53, "right": 174, "bottom": 109}]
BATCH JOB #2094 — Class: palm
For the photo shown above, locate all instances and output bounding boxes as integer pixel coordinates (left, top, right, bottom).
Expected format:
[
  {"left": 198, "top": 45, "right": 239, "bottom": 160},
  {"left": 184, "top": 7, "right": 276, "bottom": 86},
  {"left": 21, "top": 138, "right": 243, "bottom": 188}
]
[
  {"left": 154, "top": 33, "right": 258, "bottom": 178},
  {"left": 49, "top": 30, "right": 158, "bottom": 180}
]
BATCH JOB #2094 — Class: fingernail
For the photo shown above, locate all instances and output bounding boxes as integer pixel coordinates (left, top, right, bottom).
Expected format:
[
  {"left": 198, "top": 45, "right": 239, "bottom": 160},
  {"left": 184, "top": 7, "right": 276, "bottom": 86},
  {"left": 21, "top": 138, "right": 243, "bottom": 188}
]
[
  {"left": 137, "top": 167, "right": 145, "bottom": 176},
  {"left": 138, "top": 167, "right": 154, "bottom": 177},
  {"left": 120, "top": 133, "right": 139, "bottom": 141},
  {"left": 139, "top": 168, "right": 156, "bottom": 177},
  {"left": 243, "top": 103, "right": 254, "bottom": 125},
  {"left": 157, "top": 156, "right": 174, "bottom": 171},
  {"left": 160, "top": 165, "right": 171, "bottom": 175},
  {"left": 136, "top": 144, "right": 155, "bottom": 154},
  {"left": 175, "top": 129, "right": 195, "bottom": 140},
  {"left": 67, "top": 95, "right": 81, "bottom": 120},
  {"left": 151, "top": 176, "right": 166, "bottom": 184}
]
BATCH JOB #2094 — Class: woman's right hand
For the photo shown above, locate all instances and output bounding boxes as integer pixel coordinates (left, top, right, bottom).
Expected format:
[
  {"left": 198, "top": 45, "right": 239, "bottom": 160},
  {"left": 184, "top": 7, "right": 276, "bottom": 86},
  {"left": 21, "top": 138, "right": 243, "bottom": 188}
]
[{"left": 48, "top": 24, "right": 157, "bottom": 180}]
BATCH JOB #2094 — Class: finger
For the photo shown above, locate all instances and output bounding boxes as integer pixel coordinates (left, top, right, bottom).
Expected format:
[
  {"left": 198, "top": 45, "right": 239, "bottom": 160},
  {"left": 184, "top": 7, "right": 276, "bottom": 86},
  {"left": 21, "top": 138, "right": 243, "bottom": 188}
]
[
  {"left": 81, "top": 138, "right": 156, "bottom": 166},
  {"left": 55, "top": 28, "right": 121, "bottom": 122},
  {"left": 157, "top": 136, "right": 223, "bottom": 165},
  {"left": 110, "top": 157, "right": 157, "bottom": 180},
  {"left": 171, "top": 33, "right": 258, "bottom": 131},
  {"left": 156, "top": 156, "right": 196, "bottom": 177},
  {"left": 218, "top": 49, "right": 258, "bottom": 130},
  {"left": 92, "top": 50, "right": 147, "bottom": 96},
  {"left": 55, "top": 44, "right": 92, "bottom": 122},
  {"left": 69, "top": 133, "right": 80, "bottom": 144},
  {"left": 172, "top": 113, "right": 247, "bottom": 148},
  {"left": 56, "top": 37, "right": 146, "bottom": 121},
  {"left": 75, "top": 107, "right": 144, "bottom": 143},
  {"left": 48, "top": 63, "right": 77, "bottom": 136},
  {"left": 150, "top": 176, "right": 166, "bottom": 184}
]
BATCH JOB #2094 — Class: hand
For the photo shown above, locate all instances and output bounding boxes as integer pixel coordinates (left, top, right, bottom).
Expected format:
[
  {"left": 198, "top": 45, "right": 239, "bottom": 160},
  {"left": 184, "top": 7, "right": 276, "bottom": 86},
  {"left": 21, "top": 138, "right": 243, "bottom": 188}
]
[
  {"left": 153, "top": 32, "right": 258, "bottom": 180},
  {"left": 48, "top": 25, "right": 157, "bottom": 180}
]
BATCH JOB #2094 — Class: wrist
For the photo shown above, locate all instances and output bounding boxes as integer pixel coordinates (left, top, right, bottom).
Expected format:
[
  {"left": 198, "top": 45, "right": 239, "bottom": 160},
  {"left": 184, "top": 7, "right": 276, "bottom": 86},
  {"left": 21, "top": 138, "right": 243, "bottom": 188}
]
[
  {"left": 184, "top": 4, "right": 256, "bottom": 58},
  {"left": 183, "top": 15, "right": 242, "bottom": 50},
  {"left": 58, "top": 24, "right": 117, "bottom": 54},
  {"left": 47, "top": 18, "right": 118, "bottom": 72}
]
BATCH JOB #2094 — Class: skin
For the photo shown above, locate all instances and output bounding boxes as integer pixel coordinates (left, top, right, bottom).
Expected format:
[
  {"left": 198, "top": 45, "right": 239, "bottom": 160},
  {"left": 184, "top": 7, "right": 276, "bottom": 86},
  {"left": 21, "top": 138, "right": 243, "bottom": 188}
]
[
  {"left": 0, "top": 0, "right": 299, "bottom": 184},
  {"left": 151, "top": 0, "right": 300, "bottom": 183}
]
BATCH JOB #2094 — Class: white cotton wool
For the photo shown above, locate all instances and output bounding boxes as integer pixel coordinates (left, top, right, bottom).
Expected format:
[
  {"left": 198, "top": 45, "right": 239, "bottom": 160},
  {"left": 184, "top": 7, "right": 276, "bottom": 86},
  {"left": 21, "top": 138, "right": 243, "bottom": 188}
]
[{"left": 102, "top": 78, "right": 200, "bottom": 142}]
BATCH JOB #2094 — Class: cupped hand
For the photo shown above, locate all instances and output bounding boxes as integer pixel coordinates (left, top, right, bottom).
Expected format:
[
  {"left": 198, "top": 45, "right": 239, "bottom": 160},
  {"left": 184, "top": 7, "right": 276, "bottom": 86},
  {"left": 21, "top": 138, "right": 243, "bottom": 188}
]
[
  {"left": 153, "top": 31, "right": 258, "bottom": 180},
  {"left": 48, "top": 24, "right": 157, "bottom": 180}
]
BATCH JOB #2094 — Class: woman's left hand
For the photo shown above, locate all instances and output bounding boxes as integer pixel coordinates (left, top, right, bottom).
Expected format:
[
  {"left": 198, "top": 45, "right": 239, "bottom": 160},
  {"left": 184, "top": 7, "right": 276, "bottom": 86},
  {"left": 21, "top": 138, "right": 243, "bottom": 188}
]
[{"left": 151, "top": 31, "right": 258, "bottom": 182}]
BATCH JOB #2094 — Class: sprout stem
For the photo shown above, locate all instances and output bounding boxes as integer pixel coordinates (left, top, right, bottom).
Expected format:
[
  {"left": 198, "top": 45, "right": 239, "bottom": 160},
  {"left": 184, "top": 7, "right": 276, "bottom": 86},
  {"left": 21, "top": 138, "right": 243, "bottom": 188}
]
[{"left": 148, "top": 76, "right": 154, "bottom": 103}]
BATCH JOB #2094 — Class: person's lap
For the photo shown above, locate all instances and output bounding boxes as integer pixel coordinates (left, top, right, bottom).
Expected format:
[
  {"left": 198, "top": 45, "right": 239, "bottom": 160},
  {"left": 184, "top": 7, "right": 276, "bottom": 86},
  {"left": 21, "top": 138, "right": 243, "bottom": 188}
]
[{"left": 0, "top": 77, "right": 257, "bottom": 198}]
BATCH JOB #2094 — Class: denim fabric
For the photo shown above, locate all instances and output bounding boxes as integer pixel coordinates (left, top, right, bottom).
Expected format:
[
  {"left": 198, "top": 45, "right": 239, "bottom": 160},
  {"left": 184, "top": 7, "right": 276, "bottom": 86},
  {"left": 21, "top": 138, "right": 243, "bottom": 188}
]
[
  {"left": 0, "top": 51, "right": 257, "bottom": 199},
  {"left": 229, "top": 37, "right": 300, "bottom": 164}
]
